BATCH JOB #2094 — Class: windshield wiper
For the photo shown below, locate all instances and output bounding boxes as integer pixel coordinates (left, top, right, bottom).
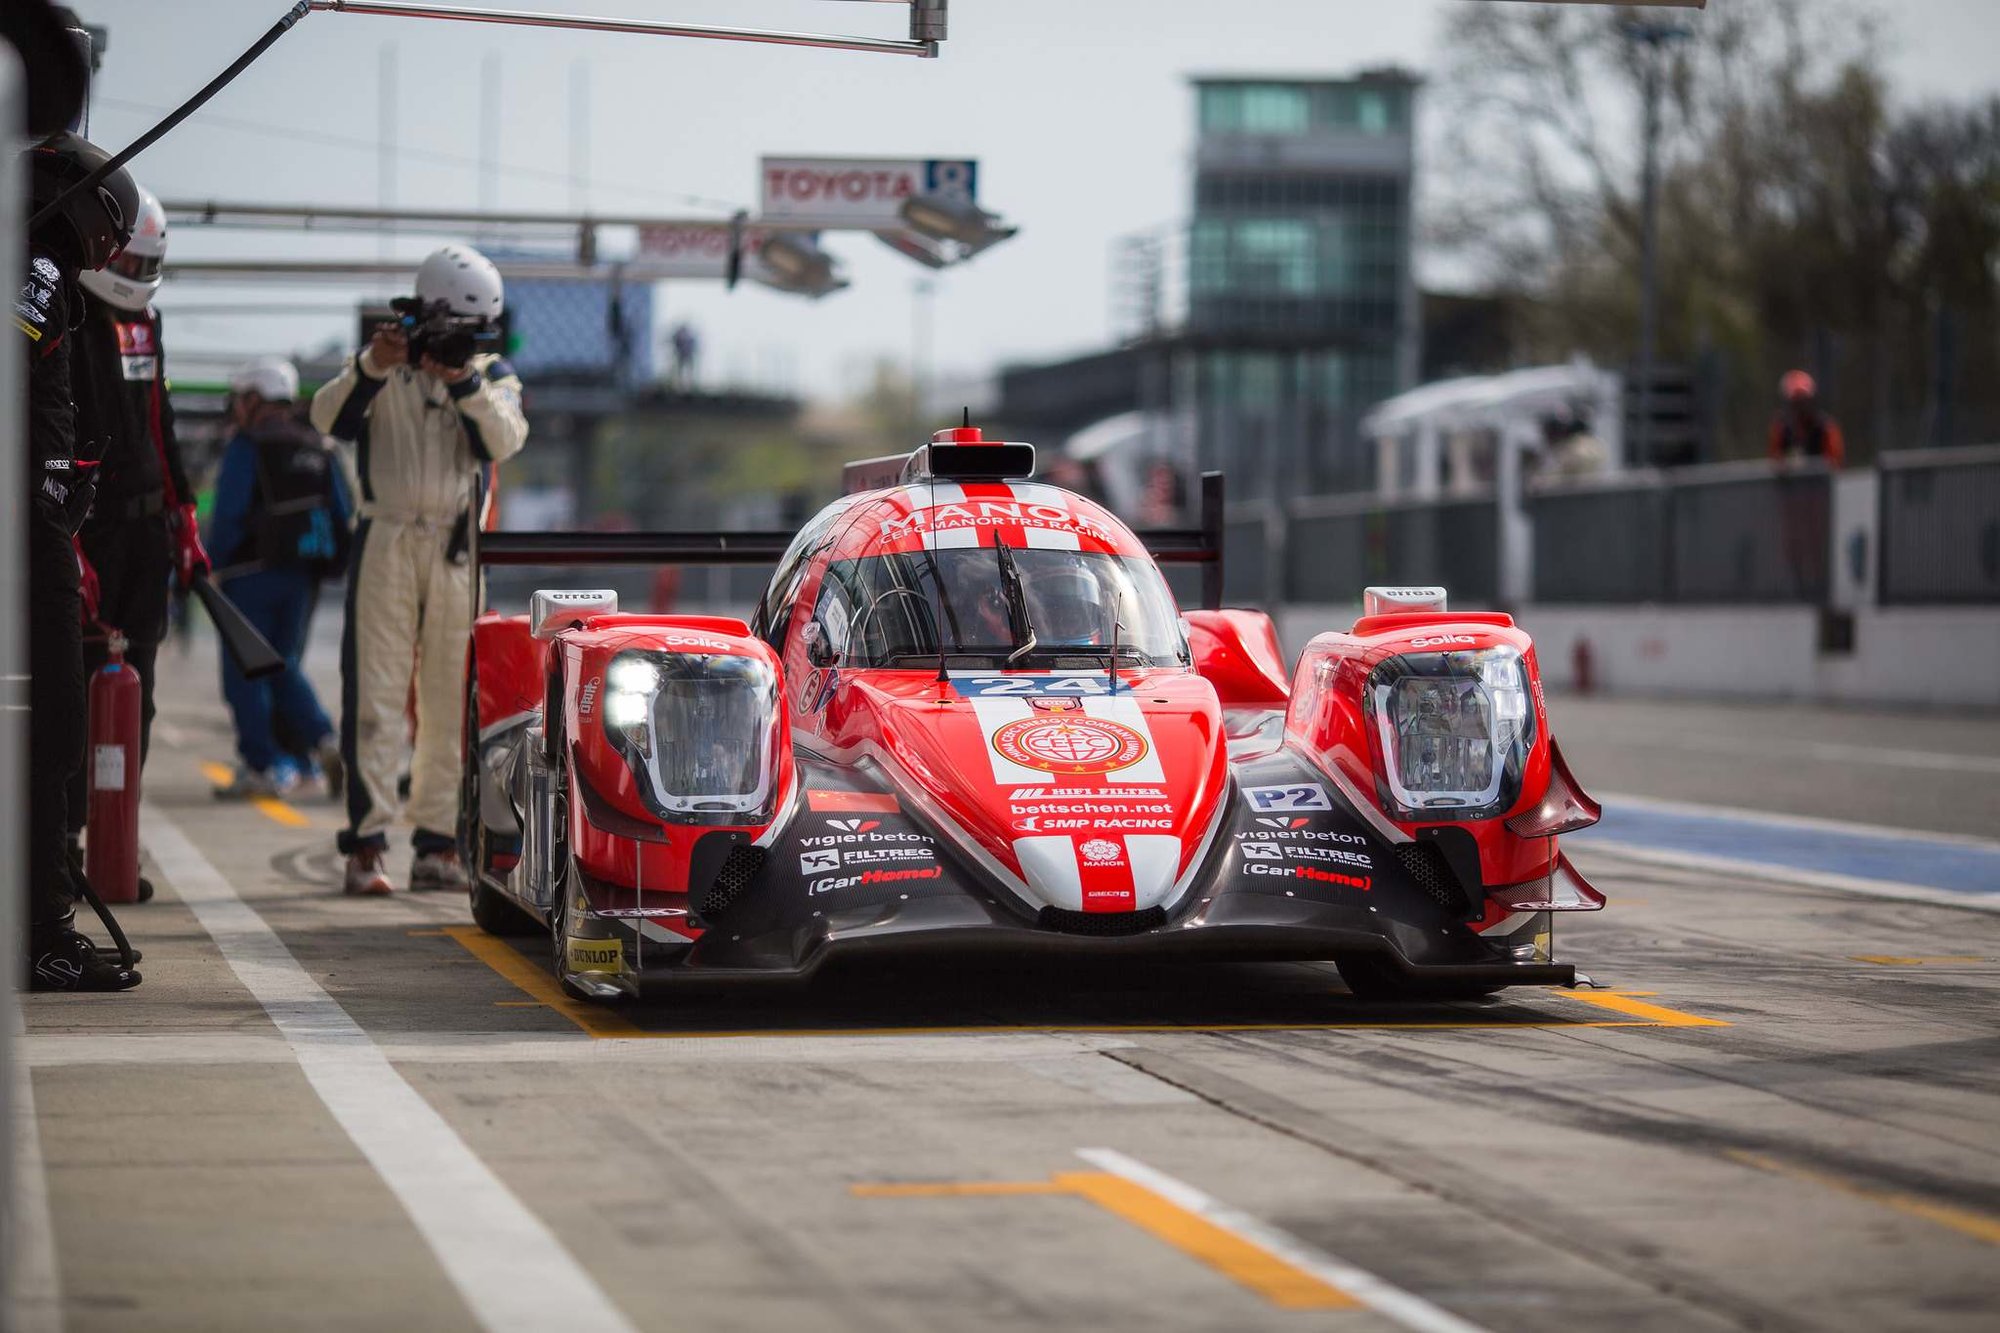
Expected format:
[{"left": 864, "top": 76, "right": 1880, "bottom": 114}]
[
  {"left": 994, "top": 535, "right": 1040, "bottom": 667},
  {"left": 915, "top": 545, "right": 962, "bottom": 683}
]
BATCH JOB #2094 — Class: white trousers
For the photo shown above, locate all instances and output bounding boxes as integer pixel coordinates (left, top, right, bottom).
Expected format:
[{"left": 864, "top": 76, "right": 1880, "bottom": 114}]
[{"left": 339, "top": 517, "right": 471, "bottom": 853}]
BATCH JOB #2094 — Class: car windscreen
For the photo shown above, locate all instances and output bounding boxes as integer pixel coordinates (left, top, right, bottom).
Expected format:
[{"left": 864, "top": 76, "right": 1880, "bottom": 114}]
[{"left": 820, "top": 547, "right": 1187, "bottom": 669}]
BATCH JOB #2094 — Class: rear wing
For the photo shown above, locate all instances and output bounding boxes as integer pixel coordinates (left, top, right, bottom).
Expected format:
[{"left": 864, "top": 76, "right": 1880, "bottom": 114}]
[{"left": 473, "top": 471, "right": 1225, "bottom": 610}]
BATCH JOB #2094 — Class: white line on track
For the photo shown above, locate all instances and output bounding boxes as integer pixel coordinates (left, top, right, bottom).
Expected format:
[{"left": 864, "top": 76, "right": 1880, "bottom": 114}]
[
  {"left": 1588, "top": 730, "right": 2000, "bottom": 776},
  {"left": 1076, "top": 1148, "right": 1493, "bottom": 1333},
  {"left": 1582, "top": 841, "right": 2000, "bottom": 914},
  {"left": 139, "top": 804, "right": 638, "bottom": 1333},
  {"left": 23, "top": 1030, "right": 1154, "bottom": 1068},
  {"left": 8, "top": 1017, "right": 64, "bottom": 1333},
  {"left": 1598, "top": 792, "right": 2000, "bottom": 851}
]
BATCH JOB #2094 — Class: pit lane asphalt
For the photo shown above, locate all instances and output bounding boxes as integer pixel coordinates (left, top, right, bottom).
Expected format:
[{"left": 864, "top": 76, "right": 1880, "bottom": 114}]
[{"left": 15, "top": 628, "right": 2000, "bottom": 1333}]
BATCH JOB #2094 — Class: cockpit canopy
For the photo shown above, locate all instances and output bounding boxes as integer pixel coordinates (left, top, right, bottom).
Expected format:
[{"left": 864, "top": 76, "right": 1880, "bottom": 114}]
[{"left": 813, "top": 545, "right": 1187, "bottom": 670}]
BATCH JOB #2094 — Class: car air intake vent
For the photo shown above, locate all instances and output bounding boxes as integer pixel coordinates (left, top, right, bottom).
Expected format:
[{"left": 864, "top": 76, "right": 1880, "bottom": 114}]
[
  {"left": 1037, "top": 906, "right": 1168, "bottom": 936},
  {"left": 1395, "top": 841, "right": 1473, "bottom": 918},
  {"left": 698, "top": 846, "right": 765, "bottom": 917}
]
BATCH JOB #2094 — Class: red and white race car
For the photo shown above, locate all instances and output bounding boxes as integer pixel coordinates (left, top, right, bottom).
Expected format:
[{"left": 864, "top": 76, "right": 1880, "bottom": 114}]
[{"left": 460, "top": 427, "right": 1603, "bottom": 1002}]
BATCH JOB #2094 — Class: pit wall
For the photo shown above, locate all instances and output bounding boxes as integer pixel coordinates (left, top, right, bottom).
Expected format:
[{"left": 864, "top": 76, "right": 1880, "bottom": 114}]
[{"left": 1272, "top": 605, "right": 2000, "bottom": 710}]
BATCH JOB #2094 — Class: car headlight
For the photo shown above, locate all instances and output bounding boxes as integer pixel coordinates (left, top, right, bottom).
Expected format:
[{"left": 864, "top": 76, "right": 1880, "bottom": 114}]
[
  {"left": 1366, "top": 646, "right": 1536, "bottom": 821},
  {"left": 602, "top": 650, "right": 780, "bottom": 822}
]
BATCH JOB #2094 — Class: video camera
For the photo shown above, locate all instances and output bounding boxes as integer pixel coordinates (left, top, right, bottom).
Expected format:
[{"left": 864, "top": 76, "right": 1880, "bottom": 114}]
[{"left": 389, "top": 295, "right": 499, "bottom": 371}]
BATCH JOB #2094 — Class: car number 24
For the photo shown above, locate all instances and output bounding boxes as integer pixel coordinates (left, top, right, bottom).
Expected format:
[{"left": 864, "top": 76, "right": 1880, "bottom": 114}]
[{"left": 953, "top": 675, "right": 1111, "bottom": 698}]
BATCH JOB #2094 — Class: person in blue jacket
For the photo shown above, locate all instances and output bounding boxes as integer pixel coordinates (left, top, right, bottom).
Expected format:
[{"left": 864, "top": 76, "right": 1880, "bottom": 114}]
[{"left": 207, "top": 356, "right": 352, "bottom": 798}]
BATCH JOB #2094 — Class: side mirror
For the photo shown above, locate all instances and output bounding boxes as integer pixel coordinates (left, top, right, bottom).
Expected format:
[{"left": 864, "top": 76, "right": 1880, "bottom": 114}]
[{"left": 804, "top": 619, "right": 837, "bottom": 668}]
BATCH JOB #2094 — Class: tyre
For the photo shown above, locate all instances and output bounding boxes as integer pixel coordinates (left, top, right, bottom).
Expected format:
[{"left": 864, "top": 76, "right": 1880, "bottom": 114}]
[
  {"left": 457, "top": 642, "right": 481, "bottom": 871},
  {"left": 1336, "top": 955, "right": 1505, "bottom": 1002},
  {"left": 470, "top": 879, "right": 538, "bottom": 936}
]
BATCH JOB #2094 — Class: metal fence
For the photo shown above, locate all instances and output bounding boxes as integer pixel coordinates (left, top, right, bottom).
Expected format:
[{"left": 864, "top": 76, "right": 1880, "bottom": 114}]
[
  {"left": 493, "top": 450, "right": 2000, "bottom": 616},
  {"left": 1528, "top": 462, "right": 1831, "bottom": 605},
  {"left": 1879, "top": 445, "right": 2000, "bottom": 605},
  {"left": 1529, "top": 479, "right": 1668, "bottom": 603},
  {"left": 1284, "top": 493, "right": 1499, "bottom": 607},
  {"left": 1669, "top": 466, "right": 1830, "bottom": 603}
]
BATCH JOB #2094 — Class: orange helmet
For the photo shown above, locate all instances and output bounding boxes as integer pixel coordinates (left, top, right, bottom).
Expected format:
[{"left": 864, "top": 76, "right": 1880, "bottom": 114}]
[{"left": 1780, "top": 369, "right": 1816, "bottom": 402}]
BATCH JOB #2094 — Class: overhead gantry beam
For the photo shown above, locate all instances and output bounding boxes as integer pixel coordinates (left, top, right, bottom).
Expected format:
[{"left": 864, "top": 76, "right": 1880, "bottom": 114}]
[{"left": 305, "top": 0, "right": 946, "bottom": 57}]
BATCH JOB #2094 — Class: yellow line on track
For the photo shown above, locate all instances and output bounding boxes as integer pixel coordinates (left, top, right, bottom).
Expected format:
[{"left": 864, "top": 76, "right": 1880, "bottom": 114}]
[
  {"left": 1552, "top": 988, "right": 1730, "bottom": 1027},
  {"left": 1850, "top": 955, "right": 1988, "bottom": 966},
  {"left": 438, "top": 925, "right": 1728, "bottom": 1039},
  {"left": 852, "top": 1172, "right": 1357, "bottom": 1309},
  {"left": 198, "top": 761, "right": 312, "bottom": 828},
  {"left": 440, "top": 926, "right": 648, "bottom": 1038},
  {"left": 1728, "top": 1151, "right": 2000, "bottom": 1247}
]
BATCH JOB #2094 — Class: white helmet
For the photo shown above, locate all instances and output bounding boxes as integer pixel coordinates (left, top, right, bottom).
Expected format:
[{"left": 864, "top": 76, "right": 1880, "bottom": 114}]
[
  {"left": 79, "top": 185, "right": 166, "bottom": 311},
  {"left": 413, "top": 244, "right": 504, "bottom": 321},
  {"left": 229, "top": 355, "right": 298, "bottom": 403}
]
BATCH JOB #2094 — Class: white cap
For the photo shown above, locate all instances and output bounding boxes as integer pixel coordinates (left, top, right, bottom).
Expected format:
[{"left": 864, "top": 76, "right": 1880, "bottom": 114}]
[{"left": 229, "top": 355, "right": 299, "bottom": 402}]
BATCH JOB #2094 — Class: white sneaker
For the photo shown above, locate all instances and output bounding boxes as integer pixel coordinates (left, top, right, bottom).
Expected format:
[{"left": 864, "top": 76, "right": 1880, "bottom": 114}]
[{"left": 410, "top": 849, "right": 471, "bottom": 893}]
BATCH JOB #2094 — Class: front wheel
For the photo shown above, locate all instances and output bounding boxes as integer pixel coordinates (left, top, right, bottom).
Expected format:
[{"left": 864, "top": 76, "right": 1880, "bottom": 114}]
[
  {"left": 547, "top": 753, "right": 636, "bottom": 1003},
  {"left": 470, "top": 879, "right": 538, "bottom": 936},
  {"left": 1336, "top": 955, "right": 1504, "bottom": 1002}
]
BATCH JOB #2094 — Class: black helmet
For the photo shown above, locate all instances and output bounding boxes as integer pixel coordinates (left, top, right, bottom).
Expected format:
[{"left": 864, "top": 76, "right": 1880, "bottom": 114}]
[{"left": 29, "top": 132, "right": 140, "bottom": 272}]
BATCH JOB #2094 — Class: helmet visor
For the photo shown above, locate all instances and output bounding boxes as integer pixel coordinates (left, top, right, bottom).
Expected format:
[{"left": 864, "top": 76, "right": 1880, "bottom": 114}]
[{"left": 110, "top": 249, "right": 162, "bottom": 283}]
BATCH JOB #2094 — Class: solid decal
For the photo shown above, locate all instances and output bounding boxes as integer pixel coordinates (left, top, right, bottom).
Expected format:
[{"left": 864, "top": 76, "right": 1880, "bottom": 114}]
[
  {"left": 1011, "top": 786, "right": 1168, "bottom": 803},
  {"left": 992, "top": 713, "right": 1148, "bottom": 776},
  {"left": 1235, "top": 828, "right": 1369, "bottom": 845},
  {"left": 1012, "top": 814, "right": 1173, "bottom": 832},
  {"left": 806, "top": 789, "right": 899, "bottom": 813},
  {"left": 811, "top": 866, "right": 942, "bottom": 894},
  {"left": 1243, "top": 783, "right": 1332, "bottom": 813},
  {"left": 565, "top": 939, "right": 625, "bottom": 973},
  {"left": 1284, "top": 846, "right": 1373, "bottom": 869}
]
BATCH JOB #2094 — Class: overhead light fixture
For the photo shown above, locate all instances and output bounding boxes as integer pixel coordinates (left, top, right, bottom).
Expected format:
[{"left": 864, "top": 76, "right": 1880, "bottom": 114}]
[
  {"left": 875, "top": 229, "right": 952, "bottom": 270},
  {"left": 756, "top": 232, "right": 847, "bottom": 298},
  {"left": 898, "top": 193, "right": 1018, "bottom": 256}
]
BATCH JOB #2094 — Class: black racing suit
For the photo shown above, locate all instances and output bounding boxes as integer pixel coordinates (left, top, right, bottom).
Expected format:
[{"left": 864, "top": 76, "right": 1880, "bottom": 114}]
[
  {"left": 66, "top": 297, "right": 190, "bottom": 834},
  {"left": 16, "top": 246, "right": 88, "bottom": 941}
]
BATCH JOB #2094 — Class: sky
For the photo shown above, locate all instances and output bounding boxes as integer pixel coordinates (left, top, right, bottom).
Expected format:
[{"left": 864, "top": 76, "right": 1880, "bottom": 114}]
[{"left": 78, "top": 0, "right": 2000, "bottom": 401}]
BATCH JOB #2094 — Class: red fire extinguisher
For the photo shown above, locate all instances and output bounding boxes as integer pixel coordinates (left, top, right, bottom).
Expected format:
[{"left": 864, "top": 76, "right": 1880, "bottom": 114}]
[{"left": 87, "top": 630, "right": 144, "bottom": 904}]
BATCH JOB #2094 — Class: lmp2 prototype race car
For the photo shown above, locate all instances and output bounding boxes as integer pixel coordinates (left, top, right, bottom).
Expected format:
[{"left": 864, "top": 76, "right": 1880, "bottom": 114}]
[{"left": 459, "top": 427, "right": 1605, "bottom": 1002}]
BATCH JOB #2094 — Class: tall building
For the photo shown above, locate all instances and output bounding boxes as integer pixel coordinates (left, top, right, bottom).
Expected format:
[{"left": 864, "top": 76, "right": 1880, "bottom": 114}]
[
  {"left": 1186, "top": 71, "right": 1419, "bottom": 497},
  {"left": 996, "top": 69, "right": 1420, "bottom": 504}
]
